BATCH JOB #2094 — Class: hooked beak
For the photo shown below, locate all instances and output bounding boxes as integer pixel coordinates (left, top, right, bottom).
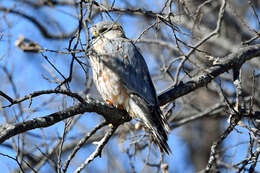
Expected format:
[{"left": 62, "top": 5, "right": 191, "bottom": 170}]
[{"left": 92, "top": 31, "right": 98, "bottom": 39}]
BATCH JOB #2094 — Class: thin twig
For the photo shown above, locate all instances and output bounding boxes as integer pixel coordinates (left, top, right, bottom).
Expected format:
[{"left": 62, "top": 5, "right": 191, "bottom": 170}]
[
  {"left": 74, "top": 124, "right": 118, "bottom": 173},
  {"left": 62, "top": 121, "right": 108, "bottom": 173}
]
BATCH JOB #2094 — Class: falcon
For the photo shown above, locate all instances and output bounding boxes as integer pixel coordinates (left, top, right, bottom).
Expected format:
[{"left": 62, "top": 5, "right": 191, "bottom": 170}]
[{"left": 89, "top": 21, "right": 171, "bottom": 154}]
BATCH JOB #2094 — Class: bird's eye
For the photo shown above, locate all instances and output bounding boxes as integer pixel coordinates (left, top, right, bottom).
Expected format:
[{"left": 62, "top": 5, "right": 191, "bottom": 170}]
[{"left": 99, "top": 28, "right": 107, "bottom": 33}]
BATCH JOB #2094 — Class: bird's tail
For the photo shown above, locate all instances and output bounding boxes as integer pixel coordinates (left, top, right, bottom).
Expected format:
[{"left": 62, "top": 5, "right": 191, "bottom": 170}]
[{"left": 129, "top": 94, "right": 171, "bottom": 154}]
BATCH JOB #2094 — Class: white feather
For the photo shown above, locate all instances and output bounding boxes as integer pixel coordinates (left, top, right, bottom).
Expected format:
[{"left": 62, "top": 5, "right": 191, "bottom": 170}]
[{"left": 128, "top": 98, "right": 146, "bottom": 120}]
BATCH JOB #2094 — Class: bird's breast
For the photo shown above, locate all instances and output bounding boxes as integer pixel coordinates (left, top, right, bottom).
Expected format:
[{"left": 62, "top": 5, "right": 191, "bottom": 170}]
[{"left": 89, "top": 52, "right": 129, "bottom": 110}]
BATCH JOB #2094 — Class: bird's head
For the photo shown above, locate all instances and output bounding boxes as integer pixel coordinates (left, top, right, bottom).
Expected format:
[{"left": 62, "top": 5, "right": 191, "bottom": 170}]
[{"left": 91, "top": 21, "right": 125, "bottom": 40}]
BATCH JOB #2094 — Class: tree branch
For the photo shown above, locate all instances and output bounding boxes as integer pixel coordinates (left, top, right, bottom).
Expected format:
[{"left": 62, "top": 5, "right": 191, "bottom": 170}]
[
  {"left": 74, "top": 124, "right": 118, "bottom": 173},
  {"left": 0, "top": 98, "right": 130, "bottom": 144},
  {"left": 158, "top": 44, "right": 260, "bottom": 106},
  {"left": 0, "top": 6, "right": 77, "bottom": 39}
]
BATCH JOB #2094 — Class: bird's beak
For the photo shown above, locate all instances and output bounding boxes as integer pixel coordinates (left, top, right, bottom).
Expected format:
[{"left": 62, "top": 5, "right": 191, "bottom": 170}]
[{"left": 92, "top": 31, "right": 98, "bottom": 39}]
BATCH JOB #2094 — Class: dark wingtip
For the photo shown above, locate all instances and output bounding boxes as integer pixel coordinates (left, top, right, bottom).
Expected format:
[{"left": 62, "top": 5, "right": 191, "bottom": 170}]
[
  {"left": 153, "top": 109, "right": 172, "bottom": 155},
  {"left": 158, "top": 140, "right": 172, "bottom": 155},
  {"left": 154, "top": 131, "right": 172, "bottom": 155},
  {"left": 129, "top": 94, "right": 172, "bottom": 154}
]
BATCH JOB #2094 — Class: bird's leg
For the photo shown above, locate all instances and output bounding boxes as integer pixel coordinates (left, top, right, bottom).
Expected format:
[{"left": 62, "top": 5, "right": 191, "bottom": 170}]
[
  {"left": 106, "top": 98, "right": 124, "bottom": 111},
  {"left": 106, "top": 99, "right": 113, "bottom": 105}
]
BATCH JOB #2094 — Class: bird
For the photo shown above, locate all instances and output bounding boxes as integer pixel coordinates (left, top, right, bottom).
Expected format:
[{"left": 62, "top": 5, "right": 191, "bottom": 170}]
[{"left": 89, "top": 21, "right": 171, "bottom": 154}]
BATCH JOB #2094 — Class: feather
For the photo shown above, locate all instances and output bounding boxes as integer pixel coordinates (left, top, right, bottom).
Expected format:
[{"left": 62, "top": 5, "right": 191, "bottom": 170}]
[
  {"left": 101, "top": 38, "right": 158, "bottom": 105},
  {"left": 130, "top": 94, "right": 171, "bottom": 154}
]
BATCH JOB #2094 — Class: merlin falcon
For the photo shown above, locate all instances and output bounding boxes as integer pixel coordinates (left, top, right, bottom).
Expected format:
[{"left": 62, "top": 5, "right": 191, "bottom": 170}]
[{"left": 89, "top": 21, "right": 171, "bottom": 154}]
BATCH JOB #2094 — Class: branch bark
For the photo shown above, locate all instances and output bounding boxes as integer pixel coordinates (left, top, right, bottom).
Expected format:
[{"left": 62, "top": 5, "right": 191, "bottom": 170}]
[
  {"left": 158, "top": 44, "right": 260, "bottom": 105},
  {"left": 0, "top": 98, "right": 130, "bottom": 144}
]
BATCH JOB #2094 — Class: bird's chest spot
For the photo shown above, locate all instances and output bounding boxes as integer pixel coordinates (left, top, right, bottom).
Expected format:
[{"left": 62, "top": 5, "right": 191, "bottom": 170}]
[{"left": 97, "top": 67, "right": 120, "bottom": 94}]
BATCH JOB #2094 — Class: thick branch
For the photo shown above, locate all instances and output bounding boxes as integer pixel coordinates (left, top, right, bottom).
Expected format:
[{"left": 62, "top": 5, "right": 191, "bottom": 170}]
[
  {"left": 0, "top": 98, "right": 130, "bottom": 144},
  {"left": 158, "top": 44, "right": 260, "bottom": 105}
]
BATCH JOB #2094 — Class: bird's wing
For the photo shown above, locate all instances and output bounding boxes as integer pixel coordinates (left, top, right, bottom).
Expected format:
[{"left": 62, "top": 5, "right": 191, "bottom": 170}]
[{"left": 99, "top": 38, "right": 158, "bottom": 105}]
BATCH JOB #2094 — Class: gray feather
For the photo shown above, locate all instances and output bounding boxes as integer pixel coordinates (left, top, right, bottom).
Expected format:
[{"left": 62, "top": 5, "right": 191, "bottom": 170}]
[
  {"left": 92, "top": 36, "right": 171, "bottom": 154},
  {"left": 100, "top": 38, "right": 157, "bottom": 104}
]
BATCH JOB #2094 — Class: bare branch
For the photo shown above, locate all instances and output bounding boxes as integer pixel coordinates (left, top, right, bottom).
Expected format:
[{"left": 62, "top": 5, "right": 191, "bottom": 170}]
[
  {"left": 0, "top": 6, "right": 77, "bottom": 39},
  {"left": 0, "top": 98, "right": 130, "bottom": 144},
  {"left": 1, "top": 89, "right": 86, "bottom": 107},
  {"left": 62, "top": 121, "right": 108, "bottom": 173},
  {"left": 74, "top": 124, "right": 118, "bottom": 173},
  {"left": 159, "top": 44, "right": 260, "bottom": 106},
  {"left": 204, "top": 114, "right": 241, "bottom": 172}
]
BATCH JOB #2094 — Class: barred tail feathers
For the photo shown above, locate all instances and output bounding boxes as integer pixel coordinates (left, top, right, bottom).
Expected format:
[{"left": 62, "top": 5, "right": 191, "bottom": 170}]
[{"left": 129, "top": 95, "right": 171, "bottom": 154}]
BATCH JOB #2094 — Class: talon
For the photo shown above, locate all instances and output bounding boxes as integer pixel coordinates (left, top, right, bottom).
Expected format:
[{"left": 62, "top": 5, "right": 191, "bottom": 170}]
[{"left": 106, "top": 99, "right": 113, "bottom": 105}]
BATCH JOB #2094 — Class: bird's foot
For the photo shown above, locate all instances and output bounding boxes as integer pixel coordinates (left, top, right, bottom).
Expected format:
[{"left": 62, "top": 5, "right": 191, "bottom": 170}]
[{"left": 106, "top": 99, "right": 113, "bottom": 105}]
